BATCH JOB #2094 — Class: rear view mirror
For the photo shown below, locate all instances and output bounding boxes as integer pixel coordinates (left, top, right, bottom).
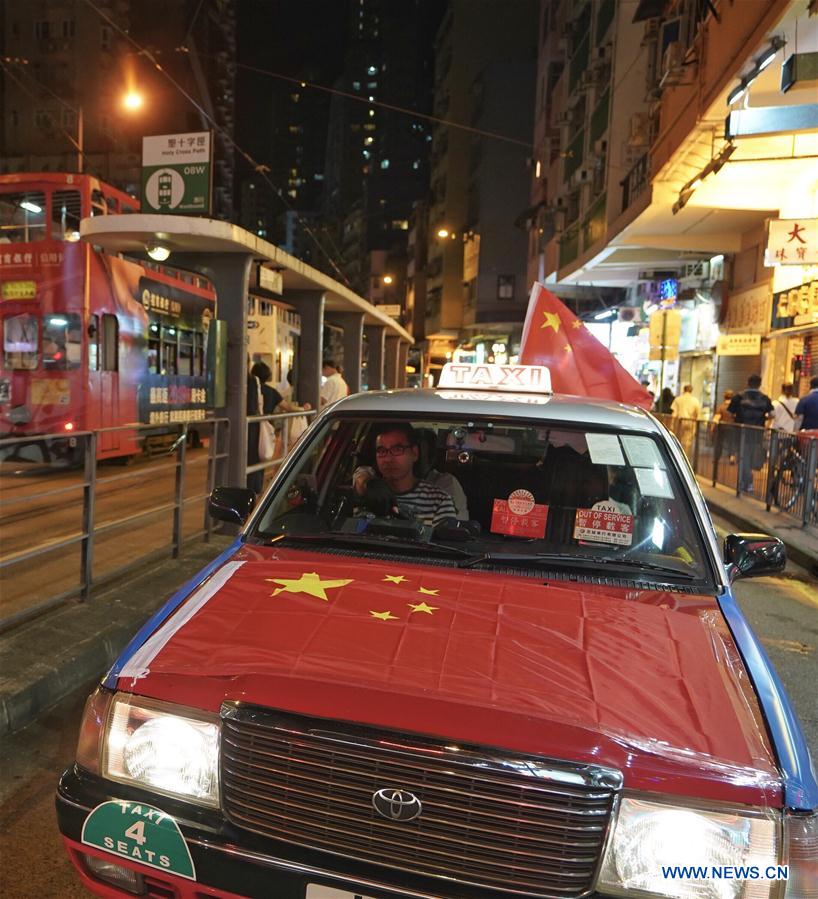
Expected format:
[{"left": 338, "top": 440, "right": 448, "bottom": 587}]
[
  {"left": 208, "top": 486, "right": 256, "bottom": 525},
  {"left": 724, "top": 533, "right": 786, "bottom": 581}
]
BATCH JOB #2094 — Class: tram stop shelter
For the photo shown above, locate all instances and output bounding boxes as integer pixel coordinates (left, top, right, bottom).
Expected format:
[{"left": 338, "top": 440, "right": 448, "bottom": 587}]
[{"left": 81, "top": 213, "right": 413, "bottom": 485}]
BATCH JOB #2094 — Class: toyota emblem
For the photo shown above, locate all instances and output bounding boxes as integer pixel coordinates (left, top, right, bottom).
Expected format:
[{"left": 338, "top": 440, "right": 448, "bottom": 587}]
[{"left": 371, "top": 788, "right": 422, "bottom": 822}]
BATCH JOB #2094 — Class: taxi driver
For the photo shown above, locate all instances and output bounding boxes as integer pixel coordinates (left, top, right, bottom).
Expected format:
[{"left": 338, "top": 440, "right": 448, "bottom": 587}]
[{"left": 353, "top": 424, "right": 456, "bottom": 527}]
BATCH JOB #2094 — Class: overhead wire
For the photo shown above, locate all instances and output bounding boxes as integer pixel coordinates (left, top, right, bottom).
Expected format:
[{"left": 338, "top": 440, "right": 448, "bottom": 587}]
[
  {"left": 80, "top": 0, "right": 353, "bottom": 287},
  {"left": 233, "top": 61, "right": 534, "bottom": 150}
]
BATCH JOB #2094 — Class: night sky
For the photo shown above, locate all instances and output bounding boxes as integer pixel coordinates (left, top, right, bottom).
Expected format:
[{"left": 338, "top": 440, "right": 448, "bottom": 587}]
[{"left": 235, "top": 0, "right": 352, "bottom": 167}]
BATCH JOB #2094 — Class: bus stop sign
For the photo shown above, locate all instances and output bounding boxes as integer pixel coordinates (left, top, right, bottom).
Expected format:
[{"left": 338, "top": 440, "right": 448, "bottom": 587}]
[{"left": 141, "top": 132, "right": 212, "bottom": 215}]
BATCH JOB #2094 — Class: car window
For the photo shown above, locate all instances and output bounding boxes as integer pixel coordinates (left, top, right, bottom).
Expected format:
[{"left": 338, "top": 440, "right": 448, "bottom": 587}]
[{"left": 254, "top": 416, "right": 712, "bottom": 585}]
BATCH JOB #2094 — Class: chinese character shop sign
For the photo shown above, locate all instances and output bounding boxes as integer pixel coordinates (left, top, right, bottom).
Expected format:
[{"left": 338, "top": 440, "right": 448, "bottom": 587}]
[
  {"left": 765, "top": 219, "right": 818, "bottom": 265},
  {"left": 141, "top": 132, "right": 212, "bottom": 215}
]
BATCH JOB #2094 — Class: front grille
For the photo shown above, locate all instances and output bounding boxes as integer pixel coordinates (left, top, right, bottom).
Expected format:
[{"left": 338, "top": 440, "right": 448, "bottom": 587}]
[{"left": 220, "top": 706, "right": 621, "bottom": 898}]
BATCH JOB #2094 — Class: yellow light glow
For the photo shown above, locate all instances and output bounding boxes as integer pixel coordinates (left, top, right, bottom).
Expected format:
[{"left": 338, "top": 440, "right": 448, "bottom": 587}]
[
  {"left": 122, "top": 90, "right": 144, "bottom": 111},
  {"left": 437, "top": 228, "right": 449, "bottom": 239},
  {"left": 383, "top": 274, "right": 393, "bottom": 285}
]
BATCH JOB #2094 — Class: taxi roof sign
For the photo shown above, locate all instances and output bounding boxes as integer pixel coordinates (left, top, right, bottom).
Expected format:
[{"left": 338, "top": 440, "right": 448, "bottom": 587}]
[{"left": 438, "top": 363, "right": 552, "bottom": 393}]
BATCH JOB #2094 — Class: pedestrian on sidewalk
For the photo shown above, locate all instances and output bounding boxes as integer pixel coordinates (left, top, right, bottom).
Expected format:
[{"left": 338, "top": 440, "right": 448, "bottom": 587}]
[
  {"left": 654, "top": 387, "right": 674, "bottom": 415},
  {"left": 728, "top": 374, "right": 773, "bottom": 493},
  {"left": 671, "top": 385, "right": 700, "bottom": 453},
  {"left": 772, "top": 383, "right": 799, "bottom": 434},
  {"left": 320, "top": 359, "right": 349, "bottom": 407},
  {"left": 712, "top": 389, "right": 735, "bottom": 463},
  {"left": 795, "top": 376, "right": 818, "bottom": 430}
]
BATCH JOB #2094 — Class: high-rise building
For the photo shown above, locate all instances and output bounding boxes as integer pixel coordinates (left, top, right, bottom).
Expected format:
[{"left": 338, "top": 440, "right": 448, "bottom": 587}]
[
  {"left": 1, "top": 0, "right": 236, "bottom": 218},
  {"left": 324, "top": 0, "right": 439, "bottom": 296},
  {"left": 424, "top": 0, "right": 538, "bottom": 367}
]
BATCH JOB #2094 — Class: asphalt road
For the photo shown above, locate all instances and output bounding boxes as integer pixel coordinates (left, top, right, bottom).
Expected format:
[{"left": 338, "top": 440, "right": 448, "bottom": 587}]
[{"left": 0, "top": 515, "right": 815, "bottom": 898}]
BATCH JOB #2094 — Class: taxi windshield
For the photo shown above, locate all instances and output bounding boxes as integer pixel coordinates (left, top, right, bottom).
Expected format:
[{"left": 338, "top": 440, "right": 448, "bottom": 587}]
[{"left": 254, "top": 416, "right": 713, "bottom": 585}]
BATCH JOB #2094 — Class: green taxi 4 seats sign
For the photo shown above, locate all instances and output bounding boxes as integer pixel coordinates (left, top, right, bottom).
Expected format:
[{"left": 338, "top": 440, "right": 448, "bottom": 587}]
[
  {"left": 141, "top": 132, "right": 212, "bottom": 215},
  {"left": 81, "top": 800, "right": 196, "bottom": 880}
]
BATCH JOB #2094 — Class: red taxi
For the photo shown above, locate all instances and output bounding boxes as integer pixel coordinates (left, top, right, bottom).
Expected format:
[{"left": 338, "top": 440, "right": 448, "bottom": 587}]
[{"left": 56, "top": 364, "right": 817, "bottom": 899}]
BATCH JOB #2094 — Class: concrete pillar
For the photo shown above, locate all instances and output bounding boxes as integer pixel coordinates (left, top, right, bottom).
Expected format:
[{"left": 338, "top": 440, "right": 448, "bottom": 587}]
[
  {"left": 397, "top": 341, "right": 409, "bottom": 388},
  {"left": 284, "top": 289, "right": 325, "bottom": 412},
  {"left": 364, "top": 325, "right": 385, "bottom": 391},
  {"left": 329, "top": 311, "right": 364, "bottom": 394},
  {"left": 384, "top": 336, "right": 401, "bottom": 389},
  {"left": 174, "top": 252, "right": 253, "bottom": 488}
]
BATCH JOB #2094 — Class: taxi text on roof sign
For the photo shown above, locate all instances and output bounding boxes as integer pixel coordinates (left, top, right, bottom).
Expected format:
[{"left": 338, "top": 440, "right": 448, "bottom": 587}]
[{"left": 438, "top": 363, "right": 552, "bottom": 393}]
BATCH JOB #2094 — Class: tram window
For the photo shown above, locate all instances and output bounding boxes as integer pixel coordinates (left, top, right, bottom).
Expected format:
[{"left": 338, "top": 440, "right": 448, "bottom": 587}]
[
  {"left": 161, "top": 325, "right": 178, "bottom": 375},
  {"left": 51, "top": 190, "right": 82, "bottom": 241},
  {"left": 148, "top": 323, "right": 160, "bottom": 373},
  {"left": 3, "top": 313, "right": 39, "bottom": 369},
  {"left": 0, "top": 191, "right": 47, "bottom": 242},
  {"left": 89, "top": 314, "right": 100, "bottom": 371},
  {"left": 43, "top": 313, "right": 82, "bottom": 370},
  {"left": 194, "top": 332, "right": 205, "bottom": 376},
  {"left": 178, "top": 329, "right": 194, "bottom": 376},
  {"left": 101, "top": 314, "right": 118, "bottom": 371},
  {"left": 90, "top": 189, "right": 106, "bottom": 217}
]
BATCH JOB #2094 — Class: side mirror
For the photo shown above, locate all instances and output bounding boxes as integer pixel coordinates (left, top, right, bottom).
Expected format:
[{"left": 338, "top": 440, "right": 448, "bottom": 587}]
[
  {"left": 724, "top": 533, "right": 786, "bottom": 582},
  {"left": 208, "top": 486, "right": 256, "bottom": 525}
]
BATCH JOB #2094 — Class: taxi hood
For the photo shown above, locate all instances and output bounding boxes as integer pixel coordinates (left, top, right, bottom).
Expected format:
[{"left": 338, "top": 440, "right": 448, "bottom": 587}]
[{"left": 119, "top": 545, "right": 780, "bottom": 806}]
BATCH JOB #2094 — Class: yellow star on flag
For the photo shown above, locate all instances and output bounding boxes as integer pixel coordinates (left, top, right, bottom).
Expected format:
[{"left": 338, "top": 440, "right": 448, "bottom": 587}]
[
  {"left": 571, "top": 319, "right": 583, "bottom": 329},
  {"left": 370, "top": 610, "right": 399, "bottom": 621},
  {"left": 266, "top": 571, "right": 353, "bottom": 601},
  {"left": 540, "top": 311, "right": 561, "bottom": 333},
  {"left": 418, "top": 586, "right": 439, "bottom": 596},
  {"left": 408, "top": 602, "right": 438, "bottom": 615},
  {"left": 563, "top": 343, "right": 572, "bottom": 353},
  {"left": 383, "top": 574, "right": 407, "bottom": 584}
]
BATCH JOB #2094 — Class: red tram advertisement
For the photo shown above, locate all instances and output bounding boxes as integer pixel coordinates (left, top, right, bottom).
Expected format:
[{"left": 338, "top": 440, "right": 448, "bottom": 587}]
[{"left": 0, "top": 173, "right": 219, "bottom": 462}]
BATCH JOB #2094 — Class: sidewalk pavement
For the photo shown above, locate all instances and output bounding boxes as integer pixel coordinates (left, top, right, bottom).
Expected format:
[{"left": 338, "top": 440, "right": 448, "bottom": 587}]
[
  {"left": 2, "top": 486, "right": 815, "bottom": 738},
  {"left": 697, "top": 478, "right": 818, "bottom": 573},
  {"left": 0, "top": 535, "right": 233, "bottom": 737}
]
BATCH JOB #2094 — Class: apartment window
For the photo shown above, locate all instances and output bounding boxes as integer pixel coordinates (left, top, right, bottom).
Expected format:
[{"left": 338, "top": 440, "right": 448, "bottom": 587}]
[
  {"left": 498, "top": 275, "right": 515, "bottom": 300},
  {"left": 100, "top": 25, "right": 112, "bottom": 49},
  {"left": 34, "top": 109, "right": 51, "bottom": 129},
  {"left": 61, "top": 108, "right": 77, "bottom": 129},
  {"left": 61, "top": 19, "right": 75, "bottom": 38},
  {"left": 34, "top": 21, "right": 51, "bottom": 39},
  {"left": 11, "top": 110, "right": 19, "bottom": 127}
]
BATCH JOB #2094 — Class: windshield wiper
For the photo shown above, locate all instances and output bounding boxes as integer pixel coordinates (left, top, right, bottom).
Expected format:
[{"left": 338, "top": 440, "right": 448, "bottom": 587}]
[
  {"left": 267, "top": 531, "right": 480, "bottom": 561},
  {"left": 460, "top": 551, "right": 696, "bottom": 579}
]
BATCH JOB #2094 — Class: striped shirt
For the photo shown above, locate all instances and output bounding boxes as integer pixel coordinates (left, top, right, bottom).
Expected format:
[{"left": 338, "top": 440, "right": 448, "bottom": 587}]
[{"left": 394, "top": 479, "right": 457, "bottom": 526}]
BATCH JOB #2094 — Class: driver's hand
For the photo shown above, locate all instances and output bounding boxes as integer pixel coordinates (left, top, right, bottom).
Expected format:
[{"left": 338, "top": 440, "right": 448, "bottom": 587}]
[{"left": 352, "top": 465, "right": 376, "bottom": 496}]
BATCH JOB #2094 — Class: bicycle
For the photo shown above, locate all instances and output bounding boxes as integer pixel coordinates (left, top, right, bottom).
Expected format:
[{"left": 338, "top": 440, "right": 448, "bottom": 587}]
[{"left": 768, "top": 430, "right": 818, "bottom": 519}]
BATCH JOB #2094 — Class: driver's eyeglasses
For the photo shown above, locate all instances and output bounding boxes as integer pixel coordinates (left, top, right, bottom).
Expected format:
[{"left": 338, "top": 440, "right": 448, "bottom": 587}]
[{"left": 375, "top": 444, "right": 412, "bottom": 458}]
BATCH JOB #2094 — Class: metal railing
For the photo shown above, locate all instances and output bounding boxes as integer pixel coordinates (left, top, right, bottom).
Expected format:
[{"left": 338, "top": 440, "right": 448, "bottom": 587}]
[
  {"left": 0, "top": 418, "right": 229, "bottom": 632},
  {"left": 245, "top": 407, "right": 317, "bottom": 480},
  {"left": 656, "top": 415, "right": 818, "bottom": 527}
]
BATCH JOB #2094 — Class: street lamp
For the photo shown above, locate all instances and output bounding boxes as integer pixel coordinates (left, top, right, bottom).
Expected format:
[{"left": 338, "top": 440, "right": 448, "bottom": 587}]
[
  {"left": 383, "top": 274, "right": 393, "bottom": 285},
  {"left": 436, "top": 227, "right": 450, "bottom": 239},
  {"left": 122, "top": 90, "right": 144, "bottom": 111}
]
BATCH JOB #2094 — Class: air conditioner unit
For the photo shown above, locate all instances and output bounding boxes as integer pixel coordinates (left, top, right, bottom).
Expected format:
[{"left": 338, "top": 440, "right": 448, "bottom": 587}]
[
  {"left": 556, "top": 110, "right": 574, "bottom": 126},
  {"left": 595, "top": 44, "right": 612, "bottom": 61},
  {"left": 555, "top": 195, "right": 568, "bottom": 209},
  {"left": 661, "top": 41, "right": 684, "bottom": 79},
  {"left": 641, "top": 19, "right": 660, "bottom": 45},
  {"left": 572, "top": 168, "right": 590, "bottom": 187},
  {"left": 593, "top": 139, "right": 608, "bottom": 156}
]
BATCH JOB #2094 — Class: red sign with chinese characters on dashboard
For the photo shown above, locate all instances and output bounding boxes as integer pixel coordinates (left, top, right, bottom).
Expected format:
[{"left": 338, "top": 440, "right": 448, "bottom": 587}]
[{"left": 491, "top": 490, "right": 548, "bottom": 538}]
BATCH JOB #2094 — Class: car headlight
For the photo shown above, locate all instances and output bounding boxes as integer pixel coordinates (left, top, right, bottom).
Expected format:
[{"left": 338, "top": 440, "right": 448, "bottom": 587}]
[
  {"left": 597, "top": 796, "right": 780, "bottom": 899},
  {"left": 76, "top": 690, "right": 220, "bottom": 808}
]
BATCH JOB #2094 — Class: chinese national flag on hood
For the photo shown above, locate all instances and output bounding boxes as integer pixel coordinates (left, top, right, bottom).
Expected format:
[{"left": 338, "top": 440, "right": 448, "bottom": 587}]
[{"left": 519, "top": 282, "right": 653, "bottom": 410}]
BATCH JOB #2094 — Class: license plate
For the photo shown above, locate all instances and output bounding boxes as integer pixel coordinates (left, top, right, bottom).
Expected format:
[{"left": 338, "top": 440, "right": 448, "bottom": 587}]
[{"left": 306, "top": 888, "right": 378, "bottom": 899}]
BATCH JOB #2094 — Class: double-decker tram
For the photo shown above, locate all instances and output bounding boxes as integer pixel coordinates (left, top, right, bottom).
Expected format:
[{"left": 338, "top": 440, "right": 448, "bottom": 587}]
[{"left": 0, "top": 172, "right": 220, "bottom": 462}]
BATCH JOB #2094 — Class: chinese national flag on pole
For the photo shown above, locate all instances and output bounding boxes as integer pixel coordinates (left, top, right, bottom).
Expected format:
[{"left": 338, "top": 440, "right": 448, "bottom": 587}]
[{"left": 519, "top": 283, "right": 653, "bottom": 410}]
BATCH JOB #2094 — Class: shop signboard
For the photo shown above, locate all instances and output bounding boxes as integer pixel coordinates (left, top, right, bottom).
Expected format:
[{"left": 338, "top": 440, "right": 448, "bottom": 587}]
[
  {"left": 765, "top": 218, "right": 818, "bottom": 266},
  {"left": 648, "top": 309, "right": 681, "bottom": 361},
  {"left": 377, "top": 305, "right": 402, "bottom": 318},
  {"left": 716, "top": 334, "right": 762, "bottom": 356},
  {"left": 724, "top": 285, "right": 771, "bottom": 334},
  {"left": 141, "top": 132, "right": 212, "bottom": 215},
  {"left": 771, "top": 278, "right": 818, "bottom": 330}
]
